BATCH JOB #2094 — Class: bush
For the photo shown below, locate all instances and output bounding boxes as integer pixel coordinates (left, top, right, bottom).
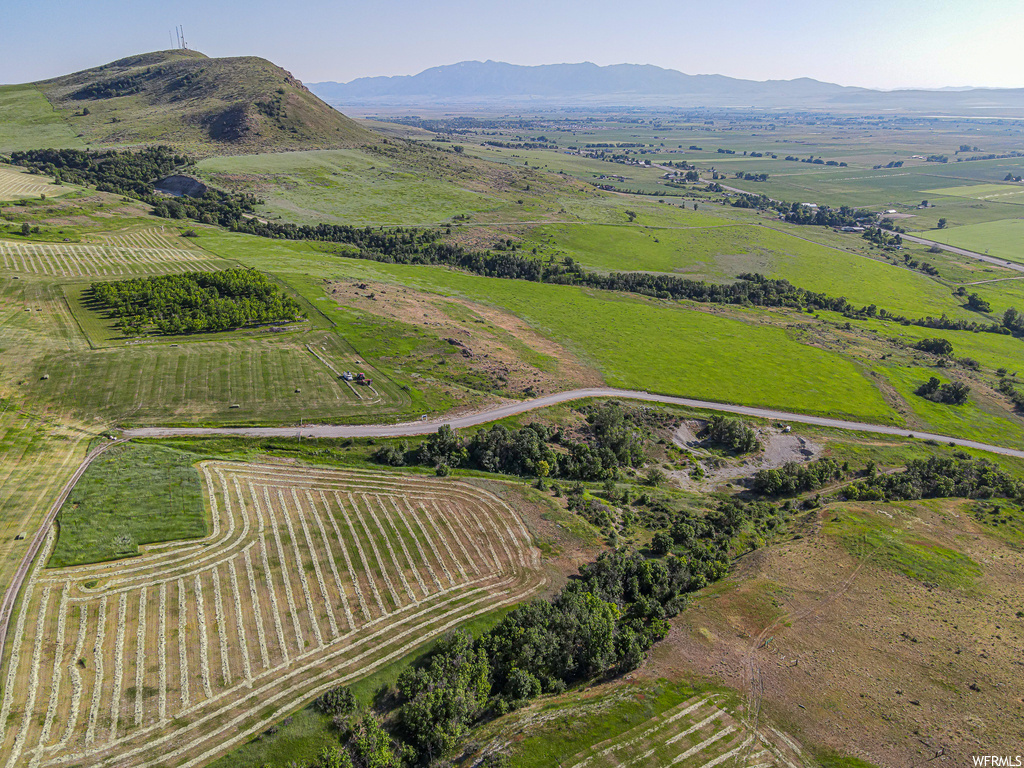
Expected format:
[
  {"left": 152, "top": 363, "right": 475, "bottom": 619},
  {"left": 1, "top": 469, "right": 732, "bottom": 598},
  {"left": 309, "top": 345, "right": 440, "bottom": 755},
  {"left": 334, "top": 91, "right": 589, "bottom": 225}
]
[
  {"left": 315, "top": 684, "right": 357, "bottom": 716},
  {"left": 915, "top": 338, "right": 953, "bottom": 356},
  {"left": 916, "top": 377, "right": 970, "bottom": 405},
  {"left": 702, "top": 416, "right": 760, "bottom": 454}
]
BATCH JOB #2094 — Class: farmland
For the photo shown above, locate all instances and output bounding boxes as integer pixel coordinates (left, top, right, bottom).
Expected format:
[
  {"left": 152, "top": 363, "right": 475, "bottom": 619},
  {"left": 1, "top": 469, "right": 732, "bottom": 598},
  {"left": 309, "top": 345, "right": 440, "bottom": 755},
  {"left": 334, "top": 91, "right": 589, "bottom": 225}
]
[
  {"left": 0, "top": 166, "right": 72, "bottom": 202},
  {"left": 0, "top": 462, "right": 544, "bottom": 768},
  {"left": 21, "top": 331, "right": 408, "bottom": 426},
  {"left": 0, "top": 237, "right": 228, "bottom": 278},
  {"left": 926, "top": 218, "right": 1024, "bottom": 265},
  {"left": 1, "top": 48, "right": 1024, "bottom": 768}
]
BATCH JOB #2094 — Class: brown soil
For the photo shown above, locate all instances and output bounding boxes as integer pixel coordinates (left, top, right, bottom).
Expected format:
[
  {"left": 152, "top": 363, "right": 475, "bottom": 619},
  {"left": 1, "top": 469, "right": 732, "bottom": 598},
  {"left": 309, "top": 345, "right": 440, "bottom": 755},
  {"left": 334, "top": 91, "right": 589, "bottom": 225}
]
[
  {"left": 326, "top": 279, "right": 603, "bottom": 397},
  {"left": 643, "top": 501, "right": 1024, "bottom": 766}
]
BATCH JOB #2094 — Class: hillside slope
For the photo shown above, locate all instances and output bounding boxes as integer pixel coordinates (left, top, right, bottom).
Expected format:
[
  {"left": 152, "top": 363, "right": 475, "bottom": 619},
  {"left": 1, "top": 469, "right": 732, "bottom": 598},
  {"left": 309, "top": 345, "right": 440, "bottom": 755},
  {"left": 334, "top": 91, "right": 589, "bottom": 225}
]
[{"left": 32, "top": 49, "right": 376, "bottom": 153}]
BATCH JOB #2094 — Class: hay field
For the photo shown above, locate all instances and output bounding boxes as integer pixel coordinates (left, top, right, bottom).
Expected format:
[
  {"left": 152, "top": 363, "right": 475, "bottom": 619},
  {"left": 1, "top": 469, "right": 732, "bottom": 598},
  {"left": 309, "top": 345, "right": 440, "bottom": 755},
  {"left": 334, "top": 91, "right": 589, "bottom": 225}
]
[
  {"left": 23, "top": 331, "right": 404, "bottom": 424},
  {"left": 0, "top": 167, "right": 72, "bottom": 202},
  {"left": 0, "top": 239, "right": 228, "bottom": 278},
  {"left": 558, "top": 694, "right": 805, "bottom": 768},
  {"left": 0, "top": 463, "right": 544, "bottom": 768}
]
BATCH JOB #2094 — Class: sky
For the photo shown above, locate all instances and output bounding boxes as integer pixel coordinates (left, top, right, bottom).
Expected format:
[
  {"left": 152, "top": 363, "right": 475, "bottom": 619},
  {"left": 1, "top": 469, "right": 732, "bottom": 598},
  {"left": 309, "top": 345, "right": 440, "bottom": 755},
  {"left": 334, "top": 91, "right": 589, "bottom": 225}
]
[{"left": 3, "top": 0, "right": 1024, "bottom": 90}]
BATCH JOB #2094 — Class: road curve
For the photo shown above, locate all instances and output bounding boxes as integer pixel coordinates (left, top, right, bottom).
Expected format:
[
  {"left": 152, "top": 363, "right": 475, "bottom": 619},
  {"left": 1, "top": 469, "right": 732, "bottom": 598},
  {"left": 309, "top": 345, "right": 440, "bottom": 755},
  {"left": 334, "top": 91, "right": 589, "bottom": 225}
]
[
  {"left": 125, "top": 388, "right": 1024, "bottom": 459},
  {"left": 0, "top": 438, "right": 127, "bottom": 676}
]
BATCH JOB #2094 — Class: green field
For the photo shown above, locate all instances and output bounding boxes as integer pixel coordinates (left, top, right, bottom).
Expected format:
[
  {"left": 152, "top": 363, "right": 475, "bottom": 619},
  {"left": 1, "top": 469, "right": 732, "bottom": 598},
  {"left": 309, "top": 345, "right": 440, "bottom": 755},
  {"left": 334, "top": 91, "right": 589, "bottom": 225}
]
[
  {"left": 51, "top": 442, "right": 206, "bottom": 566},
  {"left": 198, "top": 149, "right": 501, "bottom": 225},
  {"left": 0, "top": 85, "right": 83, "bottom": 153},
  {"left": 196, "top": 229, "right": 895, "bottom": 423},
  {"left": 829, "top": 507, "right": 981, "bottom": 590},
  {"left": 22, "top": 330, "right": 410, "bottom": 425},
  {"left": 925, "top": 183, "right": 1024, "bottom": 204},
  {"left": 879, "top": 364, "right": 1024, "bottom": 448},
  {"left": 927, "top": 218, "right": 1024, "bottom": 264},
  {"left": 528, "top": 222, "right": 977, "bottom": 320}
]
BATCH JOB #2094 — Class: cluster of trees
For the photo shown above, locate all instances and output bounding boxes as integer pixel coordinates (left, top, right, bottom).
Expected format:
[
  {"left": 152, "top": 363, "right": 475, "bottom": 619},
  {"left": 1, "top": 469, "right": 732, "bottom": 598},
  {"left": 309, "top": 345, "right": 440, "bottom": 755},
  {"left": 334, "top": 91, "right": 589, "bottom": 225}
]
[
  {"left": 735, "top": 172, "right": 769, "bottom": 182},
  {"left": 862, "top": 227, "right": 903, "bottom": 248},
  {"left": 700, "top": 415, "right": 759, "bottom": 454},
  {"left": 70, "top": 68, "right": 163, "bottom": 99},
  {"left": 915, "top": 337, "right": 954, "bottom": 356},
  {"left": 843, "top": 456, "right": 1023, "bottom": 502},
  {"left": 9, "top": 147, "right": 260, "bottom": 225},
  {"left": 90, "top": 269, "right": 304, "bottom": 335},
  {"left": 783, "top": 202, "right": 862, "bottom": 228},
  {"left": 1001, "top": 308, "right": 1024, "bottom": 336},
  {"left": 752, "top": 457, "right": 847, "bottom": 496},
  {"left": 374, "top": 403, "right": 647, "bottom": 481},
  {"left": 11, "top": 146, "right": 190, "bottom": 196},
  {"left": 916, "top": 376, "right": 970, "bottom": 405},
  {"left": 387, "top": 548, "right": 691, "bottom": 762}
]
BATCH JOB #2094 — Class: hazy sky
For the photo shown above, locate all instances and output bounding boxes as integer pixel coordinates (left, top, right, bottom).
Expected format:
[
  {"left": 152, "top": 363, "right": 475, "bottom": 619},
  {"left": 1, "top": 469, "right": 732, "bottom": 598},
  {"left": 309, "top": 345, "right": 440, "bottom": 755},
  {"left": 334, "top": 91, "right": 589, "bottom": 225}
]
[{"left": 4, "top": 0, "right": 1023, "bottom": 89}]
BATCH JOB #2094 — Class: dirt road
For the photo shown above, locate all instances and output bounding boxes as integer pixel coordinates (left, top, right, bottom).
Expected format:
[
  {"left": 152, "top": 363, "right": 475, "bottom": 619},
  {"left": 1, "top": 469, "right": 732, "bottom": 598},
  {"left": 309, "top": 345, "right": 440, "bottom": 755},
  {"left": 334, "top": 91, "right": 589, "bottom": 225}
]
[{"left": 124, "top": 387, "right": 1024, "bottom": 459}]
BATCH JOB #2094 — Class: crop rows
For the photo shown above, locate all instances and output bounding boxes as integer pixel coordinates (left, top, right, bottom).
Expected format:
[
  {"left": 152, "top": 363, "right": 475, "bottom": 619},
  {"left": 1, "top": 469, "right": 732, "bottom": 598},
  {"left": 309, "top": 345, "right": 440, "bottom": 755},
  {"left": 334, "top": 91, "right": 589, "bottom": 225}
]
[
  {"left": 0, "top": 168, "right": 66, "bottom": 201},
  {"left": 0, "top": 464, "right": 544, "bottom": 768},
  {"left": 0, "top": 240, "right": 224, "bottom": 277},
  {"left": 560, "top": 695, "right": 806, "bottom": 768}
]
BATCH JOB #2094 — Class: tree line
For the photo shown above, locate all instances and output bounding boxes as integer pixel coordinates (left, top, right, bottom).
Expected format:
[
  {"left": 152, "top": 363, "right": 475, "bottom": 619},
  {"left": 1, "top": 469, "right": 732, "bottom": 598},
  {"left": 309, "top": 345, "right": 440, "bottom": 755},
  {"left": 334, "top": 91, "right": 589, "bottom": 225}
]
[{"left": 373, "top": 402, "right": 648, "bottom": 481}]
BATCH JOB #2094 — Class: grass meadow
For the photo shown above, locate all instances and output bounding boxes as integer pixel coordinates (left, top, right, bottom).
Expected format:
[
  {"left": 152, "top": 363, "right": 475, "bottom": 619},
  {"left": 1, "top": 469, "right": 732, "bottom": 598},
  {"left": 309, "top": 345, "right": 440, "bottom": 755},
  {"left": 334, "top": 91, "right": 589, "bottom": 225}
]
[
  {"left": 926, "top": 218, "right": 1024, "bottom": 264},
  {"left": 51, "top": 442, "right": 207, "bottom": 566},
  {"left": 527, "top": 222, "right": 977, "bottom": 320},
  {"left": 0, "top": 85, "right": 84, "bottom": 153},
  {"left": 197, "top": 229, "right": 895, "bottom": 423},
  {"left": 198, "top": 149, "right": 501, "bottom": 226}
]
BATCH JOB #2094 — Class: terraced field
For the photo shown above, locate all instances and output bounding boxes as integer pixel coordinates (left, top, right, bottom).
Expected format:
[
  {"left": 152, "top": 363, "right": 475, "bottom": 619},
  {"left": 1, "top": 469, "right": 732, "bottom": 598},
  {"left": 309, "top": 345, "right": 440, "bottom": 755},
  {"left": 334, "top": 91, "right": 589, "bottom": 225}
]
[
  {"left": 560, "top": 695, "right": 805, "bottom": 768},
  {"left": 0, "top": 167, "right": 71, "bottom": 201},
  {"left": 0, "top": 463, "right": 544, "bottom": 768},
  {"left": 0, "top": 240, "right": 227, "bottom": 278}
]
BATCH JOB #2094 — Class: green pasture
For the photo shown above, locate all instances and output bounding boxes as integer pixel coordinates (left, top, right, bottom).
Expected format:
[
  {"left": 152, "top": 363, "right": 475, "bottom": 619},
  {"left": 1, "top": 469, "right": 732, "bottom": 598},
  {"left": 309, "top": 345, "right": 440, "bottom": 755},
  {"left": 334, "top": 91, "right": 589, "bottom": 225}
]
[
  {"left": 863, "top": 320, "right": 1024, "bottom": 374},
  {"left": 51, "top": 443, "right": 206, "bottom": 567},
  {"left": 828, "top": 507, "right": 981, "bottom": 591},
  {"left": 925, "top": 183, "right": 1024, "bottom": 204},
  {"left": 202, "top": 230, "right": 895, "bottom": 423},
  {"left": 198, "top": 149, "right": 502, "bottom": 226},
  {"left": 926, "top": 219, "right": 1024, "bottom": 264},
  {"left": 0, "top": 85, "right": 83, "bottom": 153},
  {"left": 878, "top": 364, "right": 1024, "bottom": 448},
  {"left": 528, "top": 222, "right": 976, "bottom": 320}
]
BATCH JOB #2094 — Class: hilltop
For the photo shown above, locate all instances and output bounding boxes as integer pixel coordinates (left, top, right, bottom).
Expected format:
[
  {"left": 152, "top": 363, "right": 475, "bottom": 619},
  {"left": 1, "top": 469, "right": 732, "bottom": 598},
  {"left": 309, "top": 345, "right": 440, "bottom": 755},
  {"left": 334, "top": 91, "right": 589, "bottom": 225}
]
[
  {"left": 8, "top": 49, "right": 376, "bottom": 154},
  {"left": 310, "top": 60, "right": 1024, "bottom": 113}
]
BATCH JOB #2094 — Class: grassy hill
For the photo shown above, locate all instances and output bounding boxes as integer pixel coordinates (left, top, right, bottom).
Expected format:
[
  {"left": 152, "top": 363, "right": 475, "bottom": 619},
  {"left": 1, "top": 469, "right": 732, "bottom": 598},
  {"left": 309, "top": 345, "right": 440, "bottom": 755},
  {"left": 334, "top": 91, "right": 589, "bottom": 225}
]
[{"left": 12, "top": 49, "right": 375, "bottom": 154}]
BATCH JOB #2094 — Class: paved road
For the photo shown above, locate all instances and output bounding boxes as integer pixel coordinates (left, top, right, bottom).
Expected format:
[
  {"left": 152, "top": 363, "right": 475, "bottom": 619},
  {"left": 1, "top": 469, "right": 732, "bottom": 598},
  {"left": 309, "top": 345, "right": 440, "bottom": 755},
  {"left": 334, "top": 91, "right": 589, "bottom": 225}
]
[
  {"left": 125, "top": 388, "right": 1024, "bottom": 459},
  {"left": 714, "top": 179, "right": 1024, "bottom": 275},
  {"left": 900, "top": 233, "right": 1024, "bottom": 274},
  {"left": 0, "top": 438, "right": 127, "bottom": 675}
]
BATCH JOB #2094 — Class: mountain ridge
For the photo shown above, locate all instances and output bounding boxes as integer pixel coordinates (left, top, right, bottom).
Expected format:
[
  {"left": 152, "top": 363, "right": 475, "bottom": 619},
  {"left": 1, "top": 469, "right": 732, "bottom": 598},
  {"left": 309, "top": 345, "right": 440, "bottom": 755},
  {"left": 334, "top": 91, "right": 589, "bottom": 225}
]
[{"left": 309, "top": 60, "right": 1024, "bottom": 113}]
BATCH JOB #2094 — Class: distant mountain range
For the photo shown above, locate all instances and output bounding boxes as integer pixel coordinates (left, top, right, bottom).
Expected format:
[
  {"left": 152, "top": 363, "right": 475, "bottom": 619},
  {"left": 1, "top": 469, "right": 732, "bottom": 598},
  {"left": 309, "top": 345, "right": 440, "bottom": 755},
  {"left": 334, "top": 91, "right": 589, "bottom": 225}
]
[{"left": 310, "top": 61, "right": 1024, "bottom": 113}]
